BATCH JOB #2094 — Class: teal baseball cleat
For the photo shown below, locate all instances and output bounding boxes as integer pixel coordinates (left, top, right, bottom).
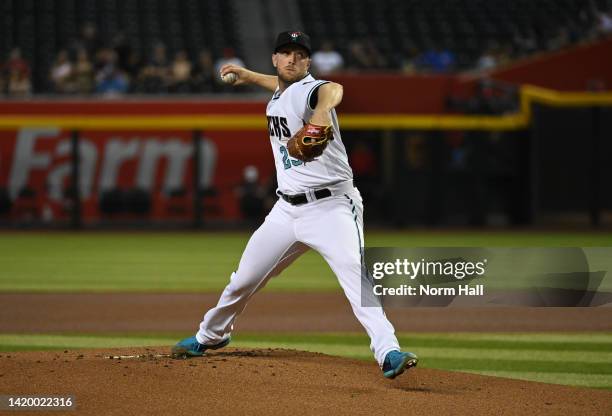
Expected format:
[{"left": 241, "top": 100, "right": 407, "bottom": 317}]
[
  {"left": 382, "top": 350, "right": 418, "bottom": 379},
  {"left": 171, "top": 335, "right": 231, "bottom": 358}
]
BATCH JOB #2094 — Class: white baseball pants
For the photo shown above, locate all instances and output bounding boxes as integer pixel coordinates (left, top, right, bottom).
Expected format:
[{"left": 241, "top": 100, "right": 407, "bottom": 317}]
[{"left": 196, "top": 183, "right": 400, "bottom": 366}]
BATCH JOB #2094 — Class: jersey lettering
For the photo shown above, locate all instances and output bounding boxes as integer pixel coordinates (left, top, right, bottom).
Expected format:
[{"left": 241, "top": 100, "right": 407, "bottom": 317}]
[
  {"left": 279, "top": 118, "right": 291, "bottom": 137},
  {"left": 267, "top": 116, "right": 291, "bottom": 139}
]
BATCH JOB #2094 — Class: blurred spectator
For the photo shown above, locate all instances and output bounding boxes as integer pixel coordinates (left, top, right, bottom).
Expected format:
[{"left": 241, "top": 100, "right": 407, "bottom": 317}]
[
  {"left": 112, "top": 32, "right": 133, "bottom": 73},
  {"left": 138, "top": 43, "right": 170, "bottom": 93},
  {"left": 96, "top": 68, "right": 129, "bottom": 96},
  {"left": 95, "top": 48, "right": 129, "bottom": 96},
  {"left": 78, "top": 22, "right": 102, "bottom": 58},
  {"left": 49, "top": 50, "right": 73, "bottom": 93},
  {"left": 94, "top": 48, "right": 117, "bottom": 77},
  {"left": 546, "top": 27, "right": 571, "bottom": 51},
  {"left": 5, "top": 48, "right": 31, "bottom": 96},
  {"left": 311, "top": 40, "right": 344, "bottom": 75},
  {"left": 512, "top": 28, "right": 538, "bottom": 57},
  {"left": 5, "top": 48, "right": 30, "bottom": 79},
  {"left": 214, "top": 47, "right": 245, "bottom": 74},
  {"left": 124, "top": 50, "right": 143, "bottom": 84},
  {"left": 476, "top": 45, "right": 497, "bottom": 71},
  {"left": 400, "top": 46, "right": 420, "bottom": 74},
  {"left": 192, "top": 49, "right": 217, "bottom": 93},
  {"left": 214, "top": 47, "right": 245, "bottom": 91},
  {"left": 416, "top": 43, "right": 456, "bottom": 73},
  {"left": 496, "top": 44, "right": 513, "bottom": 67},
  {"left": 346, "top": 39, "right": 388, "bottom": 70},
  {"left": 73, "top": 49, "right": 94, "bottom": 94},
  {"left": 363, "top": 38, "right": 388, "bottom": 69},
  {"left": 236, "top": 165, "right": 266, "bottom": 222},
  {"left": 596, "top": 7, "right": 612, "bottom": 35},
  {"left": 346, "top": 40, "right": 370, "bottom": 70},
  {"left": 7, "top": 68, "right": 32, "bottom": 96},
  {"left": 169, "top": 50, "right": 192, "bottom": 93}
]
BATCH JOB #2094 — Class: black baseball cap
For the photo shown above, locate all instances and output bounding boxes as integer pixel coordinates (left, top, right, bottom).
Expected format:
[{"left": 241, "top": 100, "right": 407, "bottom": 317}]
[{"left": 274, "top": 31, "right": 312, "bottom": 56}]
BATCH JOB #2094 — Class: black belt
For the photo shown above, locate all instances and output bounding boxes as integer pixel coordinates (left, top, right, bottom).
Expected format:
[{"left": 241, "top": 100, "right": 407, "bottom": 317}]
[{"left": 279, "top": 189, "right": 332, "bottom": 205}]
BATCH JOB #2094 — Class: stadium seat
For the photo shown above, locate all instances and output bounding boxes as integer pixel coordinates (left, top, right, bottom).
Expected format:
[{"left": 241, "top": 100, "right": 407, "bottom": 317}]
[
  {"left": 0, "top": 0, "right": 603, "bottom": 90},
  {"left": 2, "top": 0, "right": 243, "bottom": 92}
]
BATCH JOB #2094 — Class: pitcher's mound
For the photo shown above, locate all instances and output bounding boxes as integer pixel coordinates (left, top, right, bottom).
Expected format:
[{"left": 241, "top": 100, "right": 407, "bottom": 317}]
[{"left": 1, "top": 347, "right": 610, "bottom": 415}]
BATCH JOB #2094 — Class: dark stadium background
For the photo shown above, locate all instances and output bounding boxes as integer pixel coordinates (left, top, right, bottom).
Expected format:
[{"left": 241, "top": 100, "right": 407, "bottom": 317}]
[{"left": 1, "top": 0, "right": 611, "bottom": 229}]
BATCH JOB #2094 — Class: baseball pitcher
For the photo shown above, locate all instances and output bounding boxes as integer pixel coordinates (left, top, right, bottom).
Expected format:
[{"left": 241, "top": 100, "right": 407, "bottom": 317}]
[{"left": 172, "top": 31, "right": 418, "bottom": 379}]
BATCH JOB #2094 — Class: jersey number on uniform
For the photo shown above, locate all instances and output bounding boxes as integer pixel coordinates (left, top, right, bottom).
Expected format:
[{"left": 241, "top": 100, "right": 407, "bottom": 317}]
[{"left": 279, "top": 145, "right": 303, "bottom": 169}]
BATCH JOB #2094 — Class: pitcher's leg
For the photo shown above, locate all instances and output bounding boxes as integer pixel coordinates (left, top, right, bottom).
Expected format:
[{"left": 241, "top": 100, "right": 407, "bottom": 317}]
[
  {"left": 297, "top": 192, "right": 400, "bottom": 366},
  {"left": 197, "top": 204, "right": 300, "bottom": 344}
]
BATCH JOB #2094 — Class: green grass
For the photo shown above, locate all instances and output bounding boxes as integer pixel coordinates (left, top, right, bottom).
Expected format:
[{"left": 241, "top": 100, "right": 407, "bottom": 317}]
[
  {"left": 0, "top": 332, "right": 610, "bottom": 390},
  {"left": 0, "top": 231, "right": 610, "bottom": 292}
]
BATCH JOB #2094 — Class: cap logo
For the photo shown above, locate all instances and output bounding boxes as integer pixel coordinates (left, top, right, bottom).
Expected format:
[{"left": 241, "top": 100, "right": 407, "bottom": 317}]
[{"left": 290, "top": 32, "right": 301, "bottom": 39}]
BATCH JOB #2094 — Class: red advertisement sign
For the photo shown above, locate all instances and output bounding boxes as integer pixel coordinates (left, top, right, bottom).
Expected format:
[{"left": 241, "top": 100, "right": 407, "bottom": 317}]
[{"left": 0, "top": 128, "right": 274, "bottom": 222}]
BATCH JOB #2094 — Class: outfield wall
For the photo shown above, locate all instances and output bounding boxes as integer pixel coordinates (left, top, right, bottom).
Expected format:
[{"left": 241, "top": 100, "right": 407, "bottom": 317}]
[
  {"left": 0, "top": 82, "right": 611, "bottom": 227},
  {"left": 0, "top": 127, "right": 273, "bottom": 223}
]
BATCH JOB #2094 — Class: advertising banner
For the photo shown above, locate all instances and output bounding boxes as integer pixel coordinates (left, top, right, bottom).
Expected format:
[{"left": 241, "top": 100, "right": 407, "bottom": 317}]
[{"left": 0, "top": 127, "right": 274, "bottom": 222}]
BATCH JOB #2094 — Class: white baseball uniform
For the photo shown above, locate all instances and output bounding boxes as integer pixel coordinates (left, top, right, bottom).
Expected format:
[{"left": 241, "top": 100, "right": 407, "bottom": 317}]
[{"left": 196, "top": 74, "right": 400, "bottom": 366}]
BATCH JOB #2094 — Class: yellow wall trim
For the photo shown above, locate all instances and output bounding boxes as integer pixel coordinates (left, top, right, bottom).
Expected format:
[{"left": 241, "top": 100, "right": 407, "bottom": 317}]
[{"left": 0, "top": 86, "right": 611, "bottom": 131}]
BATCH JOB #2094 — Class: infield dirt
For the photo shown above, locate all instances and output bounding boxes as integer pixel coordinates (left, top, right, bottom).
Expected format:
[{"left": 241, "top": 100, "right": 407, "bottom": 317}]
[
  {"left": 2, "top": 293, "right": 612, "bottom": 415},
  {"left": 1, "top": 347, "right": 611, "bottom": 415}
]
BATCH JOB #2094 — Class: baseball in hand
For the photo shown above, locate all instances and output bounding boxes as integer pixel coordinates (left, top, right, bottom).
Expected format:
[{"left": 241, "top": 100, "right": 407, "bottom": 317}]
[{"left": 221, "top": 72, "right": 237, "bottom": 84}]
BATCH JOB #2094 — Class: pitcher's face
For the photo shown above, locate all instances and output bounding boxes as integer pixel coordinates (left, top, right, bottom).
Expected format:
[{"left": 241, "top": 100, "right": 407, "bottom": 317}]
[{"left": 273, "top": 45, "right": 311, "bottom": 83}]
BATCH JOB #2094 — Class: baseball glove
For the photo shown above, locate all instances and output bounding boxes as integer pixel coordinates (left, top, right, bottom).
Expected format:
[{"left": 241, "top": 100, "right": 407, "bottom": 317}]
[{"left": 287, "top": 123, "right": 334, "bottom": 162}]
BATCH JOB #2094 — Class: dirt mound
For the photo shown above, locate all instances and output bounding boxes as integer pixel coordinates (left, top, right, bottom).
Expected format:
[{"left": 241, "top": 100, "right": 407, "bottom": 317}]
[{"left": 1, "top": 347, "right": 610, "bottom": 415}]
